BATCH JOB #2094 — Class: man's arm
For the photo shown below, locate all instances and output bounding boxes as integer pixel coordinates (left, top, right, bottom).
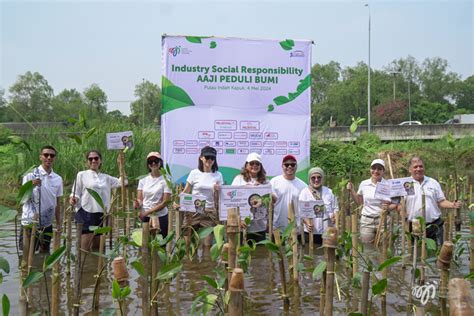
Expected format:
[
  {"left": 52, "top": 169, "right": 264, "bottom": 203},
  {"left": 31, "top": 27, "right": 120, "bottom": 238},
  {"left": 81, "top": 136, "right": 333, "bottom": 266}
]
[{"left": 438, "top": 199, "right": 462, "bottom": 209}]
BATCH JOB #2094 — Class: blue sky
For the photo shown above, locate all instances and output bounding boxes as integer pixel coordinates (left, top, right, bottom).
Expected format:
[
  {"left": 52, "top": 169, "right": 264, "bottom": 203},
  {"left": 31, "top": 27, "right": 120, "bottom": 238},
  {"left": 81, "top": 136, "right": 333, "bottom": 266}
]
[{"left": 1, "top": 0, "right": 472, "bottom": 114}]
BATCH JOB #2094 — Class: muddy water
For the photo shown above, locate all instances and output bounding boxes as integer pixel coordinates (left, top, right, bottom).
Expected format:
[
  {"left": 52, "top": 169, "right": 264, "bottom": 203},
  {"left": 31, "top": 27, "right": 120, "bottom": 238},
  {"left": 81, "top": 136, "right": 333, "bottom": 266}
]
[{"left": 1, "top": 216, "right": 472, "bottom": 316}]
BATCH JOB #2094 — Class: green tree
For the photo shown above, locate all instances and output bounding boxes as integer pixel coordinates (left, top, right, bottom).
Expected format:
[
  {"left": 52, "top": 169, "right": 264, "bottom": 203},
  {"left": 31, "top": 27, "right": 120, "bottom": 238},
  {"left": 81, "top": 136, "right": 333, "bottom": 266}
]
[
  {"left": 84, "top": 84, "right": 108, "bottom": 120},
  {"left": 455, "top": 75, "right": 474, "bottom": 111},
  {"left": 106, "top": 110, "right": 128, "bottom": 121},
  {"left": 8, "top": 71, "right": 54, "bottom": 121},
  {"left": 52, "top": 88, "right": 87, "bottom": 122},
  {"left": 418, "top": 57, "right": 460, "bottom": 104},
  {"left": 311, "top": 61, "right": 341, "bottom": 126},
  {"left": 129, "top": 80, "right": 162, "bottom": 126},
  {"left": 412, "top": 100, "right": 454, "bottom": 123}
]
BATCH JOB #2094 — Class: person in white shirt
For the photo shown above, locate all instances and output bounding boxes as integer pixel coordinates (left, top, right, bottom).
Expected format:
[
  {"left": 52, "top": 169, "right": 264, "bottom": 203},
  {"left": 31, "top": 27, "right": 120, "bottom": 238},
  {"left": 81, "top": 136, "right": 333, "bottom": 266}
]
[
  {"left": 347, "top": 159, "right": 398, "bottom": 244},
  {"left": 70, "top": 150, "right": 126, "bottom": 250},
  {"left": 405, "top": 156, "right": 462, "bottom": 245},
  {"left": 299, "top": 167, "right": 338, "bottom": 244},
  {"left": 181, "top": 146, "right": 223, "bottom": 246},
  {"left": 232, "top": 152, "right": 269, "bottom": 243},
  {"left": 20, "top": 145, "right": 63, "bottom": 253},
  {"left": 135, "top": 152, "right": 172, "bottom": 237},
  {"left": 270, "top": 155, "right": 306, "bottom": 231}
]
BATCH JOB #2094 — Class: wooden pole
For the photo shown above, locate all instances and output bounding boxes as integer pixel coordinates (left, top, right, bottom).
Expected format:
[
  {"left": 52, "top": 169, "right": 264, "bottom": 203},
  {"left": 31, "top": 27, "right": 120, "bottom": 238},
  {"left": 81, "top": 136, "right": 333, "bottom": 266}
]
[
  {"left": 66, "top": 206, "right": 73, "bottom": 276},
  {"left": 360, "top": 270, "right": 370, "bottom": 315},
  {"left": 320, "top": 270, "right": 326, "bottom": 315},
  {"left": 381, "top": 210, "right": 388, "bottom": 316},
  {"left": 420, "top": 193, "right": 427, "bottom": 284},
  {"left": 73, "top": 223, "right": 83, "bottom": 316},
  {"left": 324, "top": 227, "right": 338, "bottom": 316},
  {"left": 400, "top": 198, "right": 408, "bottom": 269},
  {"left": 21, "top": 227, "right": 30, "bottom": 275},
  {"left": 471, "top": 221, "right": 474, "bottom": 271},
  {"left": 151, "top": 230, "right": 158, "bottom": 316},
  {"left": 227, "top": 208, "right": 240, "bottom": 285},
  {"left": 268, "top": 201, "right": 273, "bottom": 241},
  {"left": 437, "top": 241, "right": 453, "bottom": 316},
  {"left": 449, "top": 278, "right": 474, "bottom": 316},
  {"left": 273, "top": 229, "right": 289, "bottom": 308},
  {"left": 51, "top": 229, "right": 61, "bottom": 315},
  {"left": 288, "top": 201, "right": 298, "bottom": 282},
  {"left": 309, "top": 232, "right": 314, "bottom": 255},
  {"left": 228, "top": 268, "right": 244, "bottom": 316},
  {"left": 300, "top": 218, "right": 305, "bottom": 246},
  {"left": 92, "top": 232, "right": 106, "bottom": 310},
  {"left": 351, "top": 212, "right": 358, "bottom": 277},
  {"left": 141, "top": 222, "right": 150, "bottom": 316}
]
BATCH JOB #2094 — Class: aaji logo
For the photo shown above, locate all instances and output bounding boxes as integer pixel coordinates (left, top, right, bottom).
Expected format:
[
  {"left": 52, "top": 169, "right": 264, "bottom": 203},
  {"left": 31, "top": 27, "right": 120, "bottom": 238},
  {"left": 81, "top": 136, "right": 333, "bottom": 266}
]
[
  {"left": 290, "top": 50, "right": 305, "bottom": 58},
  {"left": 169, "top": 46, "right": 181, "bottom": 56},
  {"left": 227, "top": 190, "right": 237, "bottom": 199}
]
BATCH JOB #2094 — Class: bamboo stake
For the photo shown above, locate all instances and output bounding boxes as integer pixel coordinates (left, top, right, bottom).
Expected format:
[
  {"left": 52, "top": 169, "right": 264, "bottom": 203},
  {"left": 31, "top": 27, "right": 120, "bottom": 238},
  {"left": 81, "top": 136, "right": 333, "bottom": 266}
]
[
  {"left": 360, "top": 270, "right": 370, "bottom": 315},
  {"left": 420, "top": 192, "right": 427, "bottom": 285},
  {"left": 21, "top": 227, "right": 30, "bottom": 275},
  {"left": 324, "top": 227, "right": 338, "bottom": 316},
  {"left": 320, "top": 270, "right": 326, "bottom": 315},
  {"left": 288, "top": 201, "right": 298, "bottom": 282},
  {"left": 51, "top": 229, "right": 61, "bottom": 315},
  {"left": 471, "top": 222, "right": 474, "bottom": 271},
  {"left": 300, "top": 218, "right": 305, "bottom": 246},
  {"left": 228, "top": 268, "right": 244, "bottom": 316},
  {"left": 268, "top": 200, "right": 273, "bottom": 241},
  {"left": 273, "top": 229, "right": 289, "bottom": 308},
  {"left": 437, "top": 241, "right": 453, "bottom": 316},
  {"left": 449, "top": 278, "right": 474, "bottom": 316},
  {"left": 73, "top": 223, "right": 83, "bottom": 315},
  {"left": 400, "top": 198, "right": 408, "bottom": 269},
  {"left": 151, "top": 229, "right": 158, "bottom": 316},
  {"left": 351, "top": 212, "right": 358, "bottom": 277},
  {"left": 92, "top": 232, "right": 106, "bottom": 310},
  {"left": 309, "top": 232, "right": 314, "bottom": 255},
  {"left": 141, "top": 222, "right": 150, "bottom": 316},
  {"left": 227, "top": 208, "right": 240, "bottom": 285},
  {"left": 381, "top": 210, "right": 388, "bottom": 316}
]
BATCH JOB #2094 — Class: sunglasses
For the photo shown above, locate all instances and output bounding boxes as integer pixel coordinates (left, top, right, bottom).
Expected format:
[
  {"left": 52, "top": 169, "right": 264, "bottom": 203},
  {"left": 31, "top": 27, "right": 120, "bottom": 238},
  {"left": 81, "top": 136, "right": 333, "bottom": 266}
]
[
  {"left": 88, "top": 156, "right": 100, "bottom": 162},
  {"left": 42, "top": 153, "right": 56, "bottom": 158},
  {"left": 248, "top": 161, "right": 261, "bottom": 167},
  {"left": 311, "top": 176, "right": 322, "bottom": 181},
  {"left": 283, "top": 163, "right": 296, "bottom": 168},
  {"left": 147, "top": 158, "right": 162, "bottom": 165},
  {"left": 204, "top": 155, "right": 215, "bottom": 161}
]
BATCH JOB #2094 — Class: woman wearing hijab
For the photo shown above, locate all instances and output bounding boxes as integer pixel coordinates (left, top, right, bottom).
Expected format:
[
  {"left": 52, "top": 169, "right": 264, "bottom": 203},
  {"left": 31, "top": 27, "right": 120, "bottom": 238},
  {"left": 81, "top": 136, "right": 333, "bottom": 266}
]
[{"left": 299, "top": 167, "right": 338, "bottom": 244}]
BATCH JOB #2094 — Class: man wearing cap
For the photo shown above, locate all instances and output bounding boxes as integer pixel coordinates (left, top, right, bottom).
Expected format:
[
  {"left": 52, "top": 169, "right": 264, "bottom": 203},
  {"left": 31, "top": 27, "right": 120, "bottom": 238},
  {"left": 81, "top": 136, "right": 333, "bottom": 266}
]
[
  {"left": 270, "top": 155, "right": 306, "bottom": 231},
  {"left": 405, "top": 156, "right": 462, "bottom": 245},
  {"left": 347, "top": 158, "right": 398, "bottom": 244}
]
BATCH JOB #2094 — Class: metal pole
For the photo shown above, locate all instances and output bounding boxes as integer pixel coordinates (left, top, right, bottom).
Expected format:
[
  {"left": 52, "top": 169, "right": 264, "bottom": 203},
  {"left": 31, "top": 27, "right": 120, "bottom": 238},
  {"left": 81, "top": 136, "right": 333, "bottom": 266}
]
[
  {"left": 142, "top": 78, "right": 145, "bottom": 128},
  {"left": 408, "top": 78, "right": 412, "bottom": 122},
  {"left": 365, "top": 4, "right": 371, "bottom": 133}
]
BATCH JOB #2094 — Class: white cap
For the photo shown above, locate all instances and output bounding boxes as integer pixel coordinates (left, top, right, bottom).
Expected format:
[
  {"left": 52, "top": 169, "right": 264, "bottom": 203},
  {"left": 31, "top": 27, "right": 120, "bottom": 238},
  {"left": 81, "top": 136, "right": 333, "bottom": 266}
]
[
  {"left": 370, "top": 159, "right": 385, "bottom": 168},
  {"left": 246, "top": 152, "right": 262, "bottom": 163}
]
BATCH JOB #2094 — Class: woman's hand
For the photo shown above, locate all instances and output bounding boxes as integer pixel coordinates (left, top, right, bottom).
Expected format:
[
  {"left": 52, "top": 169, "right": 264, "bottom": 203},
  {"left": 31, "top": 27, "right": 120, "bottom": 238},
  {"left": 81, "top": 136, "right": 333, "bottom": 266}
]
[
  {"left": 213, "top": 182, "right": 221, "bottom": 192},
  {"left": 134, "top": 199, "right": 142, "bottom": 209},
  {"left": 330, "top": 214, "right": 336, "bottom": 224},
  {"left": 346, "top": 182, "right": 354, "bottom": 191},
  {"left": 69, "top": 196, "right": 78, "bottom": 206},
  {"left": 304, "top": 219, "right": 314, "bottom": 233}
]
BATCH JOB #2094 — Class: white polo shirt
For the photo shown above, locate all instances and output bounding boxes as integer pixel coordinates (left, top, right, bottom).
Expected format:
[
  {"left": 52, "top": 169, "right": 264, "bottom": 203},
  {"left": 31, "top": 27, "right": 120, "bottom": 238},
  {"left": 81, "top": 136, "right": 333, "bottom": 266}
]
[
  {"left": 299, "top": 186, "right": 339, "bottom": 235},
  {"left": 357, "top": 178, "right": 388, "bottom": 217},
  {"left": 137, "top": 174, "right": 172, "bottom": 217},
  {"left": 405, "top": 176, "right": 445, "bottom": 223},
  {"left": 21, "top": 165, "right": 63, "bottom": 227},
  {"left": 71, "top": 170, "right": 124, "bottom": 213}
]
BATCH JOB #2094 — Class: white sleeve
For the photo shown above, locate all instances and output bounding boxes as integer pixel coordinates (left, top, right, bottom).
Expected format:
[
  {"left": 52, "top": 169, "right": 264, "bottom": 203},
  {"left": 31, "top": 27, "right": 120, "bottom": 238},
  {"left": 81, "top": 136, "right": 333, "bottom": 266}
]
[
  {"left": 231, "top": 175, "right": 241, "bottom": 185},
  {"left": 57, "top": 177, "right": 64, "bottom": 197},
  {"left": 137, "top": 178, "right": 145, "bottom": 191},
  {"left": 218, "top": 172, "right": 224, "bottom": 184},
  {"left": 108, "top": 175, "right": 123, "bottom": 189},
  {"left": 186, "top": 169, "right": 198, "bottom": 186}
]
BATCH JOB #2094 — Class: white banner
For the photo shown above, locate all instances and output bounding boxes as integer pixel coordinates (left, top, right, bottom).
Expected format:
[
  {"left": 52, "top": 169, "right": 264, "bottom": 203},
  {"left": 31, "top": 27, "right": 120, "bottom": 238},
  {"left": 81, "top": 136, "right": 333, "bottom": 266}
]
[
  {"left": 298, "top": 200, "right": 325, "bottom": 219},
  {"left": 219, "top": 184, "right": 272, "bottom": 221},
  {"left": 179, "top": 193, "right": 207, "bottom": 213},
  {"left": 162, "top": 36, "right": 312, "bottom": 184}
]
